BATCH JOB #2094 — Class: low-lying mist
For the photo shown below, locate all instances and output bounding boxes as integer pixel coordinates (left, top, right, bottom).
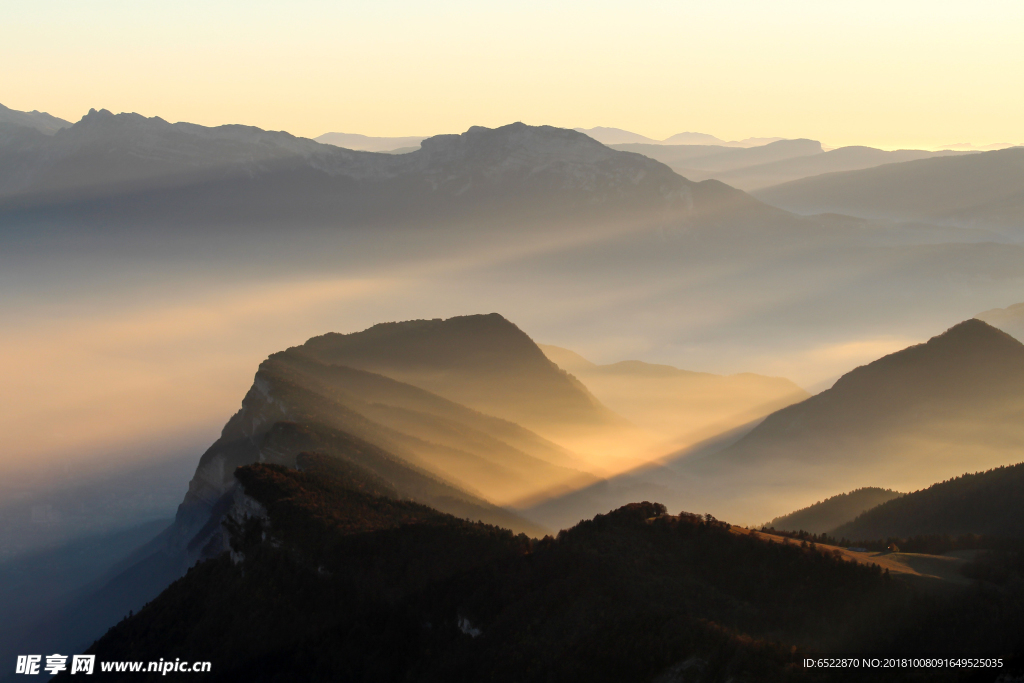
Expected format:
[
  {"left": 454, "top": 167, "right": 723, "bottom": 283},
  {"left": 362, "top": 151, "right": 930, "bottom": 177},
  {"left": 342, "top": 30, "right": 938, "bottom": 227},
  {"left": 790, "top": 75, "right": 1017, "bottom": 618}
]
[{"left": 3, "top": 207, "right": 1024, "bottom": 552}]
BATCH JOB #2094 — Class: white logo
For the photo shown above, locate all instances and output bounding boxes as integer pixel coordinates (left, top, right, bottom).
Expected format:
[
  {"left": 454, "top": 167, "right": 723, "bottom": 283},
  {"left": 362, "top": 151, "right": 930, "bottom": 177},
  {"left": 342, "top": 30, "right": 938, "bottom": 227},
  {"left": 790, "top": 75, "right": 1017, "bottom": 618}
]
[
  {"left": 15, "top": 654, "right": 95, "bottom": 675},
  {"left": 71, "top": 655, "right": 96, "bottom": 675},
  {"left": 15, "top": 656, "right": 41, "bottom": 675}
]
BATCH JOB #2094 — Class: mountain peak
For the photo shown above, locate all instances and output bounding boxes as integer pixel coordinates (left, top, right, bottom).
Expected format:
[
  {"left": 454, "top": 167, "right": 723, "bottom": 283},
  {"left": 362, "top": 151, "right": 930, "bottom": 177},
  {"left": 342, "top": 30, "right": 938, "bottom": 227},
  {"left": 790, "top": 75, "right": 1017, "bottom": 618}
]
[
  {"left": 417, "top": 123, "right": 618, "bottom": 166},
  {"left": 295, "top": 313, "right": 615, "bottom": 432},
  {"left": 300, "top": 313, "right": 550, "bottom": 374},
  {"left": 723, "top": 317, "right": 1024, "bottom": 469},
  {"left": 938, "top": 317, "right": 1021, "bottom": 348},
  {"left": 839, "top": 318, "right": 1024, "bottom": 385}
]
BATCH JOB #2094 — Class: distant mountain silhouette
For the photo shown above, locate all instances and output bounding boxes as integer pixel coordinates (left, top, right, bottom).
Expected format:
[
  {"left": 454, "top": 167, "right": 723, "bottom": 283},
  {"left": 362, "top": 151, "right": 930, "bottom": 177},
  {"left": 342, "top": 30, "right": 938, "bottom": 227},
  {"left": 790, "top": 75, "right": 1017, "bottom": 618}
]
[
  {"left": 0, "top": 114, "right": 764, "bottom": 230},
  {"left": 576, "top": 127, "right": 783, "bottom": 148},
  {"left": 940, "top": 142, "right": 1021, "bottom": 151},
  {"left": 0, "top": 102, "right": 72, "bottom": 135},
  {"left": 314, "top": 131, "right": 426, "bottom": 152},
  {"left": 833, "top": 462, "right": 1024, "bottom": 541},
  {"left": 573, "top": 126, "right": 660, "bottom": 145},
  {"left": 710, "top": 146, "right": 970, "bottom": 192},
  {"left": 664, "top": 132, "right": 784, "bottom": 147},
  {"left": 753, "top": 147, "right": 1024, "bottom": 232},
  {"left": 610, "top": 139, "right": 822, "bottom": 181},
  {"left": 767, "top": 487, "right": 904, "bottom": 535},
  {"left": 610, "top": 141, "right": 973, "bottom": 191},
  {"left": 0, "top": 520, "right": 170, "bottom": 675}
]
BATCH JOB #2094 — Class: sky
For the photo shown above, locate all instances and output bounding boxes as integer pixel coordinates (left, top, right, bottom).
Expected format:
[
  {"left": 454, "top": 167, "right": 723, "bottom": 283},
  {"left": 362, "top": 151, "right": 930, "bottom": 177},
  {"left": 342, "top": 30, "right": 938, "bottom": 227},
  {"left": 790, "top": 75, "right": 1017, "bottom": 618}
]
[{"left": 2, "top": 0, "right": 1023, "bottom": 150}]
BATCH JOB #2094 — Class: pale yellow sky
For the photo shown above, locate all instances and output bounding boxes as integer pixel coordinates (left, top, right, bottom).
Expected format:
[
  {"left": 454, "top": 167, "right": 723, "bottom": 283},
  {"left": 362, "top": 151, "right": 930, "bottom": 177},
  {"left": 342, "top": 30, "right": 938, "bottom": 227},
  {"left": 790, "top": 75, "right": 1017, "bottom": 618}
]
[{"left": 2, "top": 1, "right": 1022, "bottom": 148}]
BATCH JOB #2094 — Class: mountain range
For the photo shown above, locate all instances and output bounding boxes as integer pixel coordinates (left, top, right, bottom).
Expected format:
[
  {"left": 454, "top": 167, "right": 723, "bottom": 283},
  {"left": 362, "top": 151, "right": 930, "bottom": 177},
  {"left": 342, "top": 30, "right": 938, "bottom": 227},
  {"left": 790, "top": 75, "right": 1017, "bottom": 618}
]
[
  {"left": 0, "top": 102, "right": 71, "bottom": 135},
  {"left": 314, "top": 131, "right": 426, "bottom": 152},
  {"left": 575, "top": 126, "right": 784, "bottom": 148},
  {"left": 610, "top": 140, "right": 976, "bottom": 192},
  {"left": 1, "top": 111, "right": 764, "bottom": 233}
]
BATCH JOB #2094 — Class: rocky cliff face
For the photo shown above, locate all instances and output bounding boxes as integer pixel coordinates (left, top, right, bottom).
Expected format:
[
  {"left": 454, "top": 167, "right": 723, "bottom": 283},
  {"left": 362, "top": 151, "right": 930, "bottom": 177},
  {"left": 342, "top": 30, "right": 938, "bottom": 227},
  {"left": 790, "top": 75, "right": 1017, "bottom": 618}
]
[{"left": 168, "top": 378, "right": 294, "bottom": 565}]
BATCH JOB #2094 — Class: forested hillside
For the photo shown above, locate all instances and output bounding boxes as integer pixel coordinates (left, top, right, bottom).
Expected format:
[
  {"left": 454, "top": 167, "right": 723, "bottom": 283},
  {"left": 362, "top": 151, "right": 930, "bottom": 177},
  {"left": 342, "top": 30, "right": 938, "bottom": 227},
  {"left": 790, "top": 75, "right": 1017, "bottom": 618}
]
[
  {"left": 834, "top": 462, "right": 1024, "bottom": 541},
  {"left": 67, "top": 454, "right": 1024, "bottom": 682}
]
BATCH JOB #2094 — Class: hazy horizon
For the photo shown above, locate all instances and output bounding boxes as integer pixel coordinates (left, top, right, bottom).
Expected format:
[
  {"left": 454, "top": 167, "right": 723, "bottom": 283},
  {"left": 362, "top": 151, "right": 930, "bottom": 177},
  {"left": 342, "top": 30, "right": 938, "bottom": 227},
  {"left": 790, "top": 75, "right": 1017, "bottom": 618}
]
[{"left": 4, "top": 0, "right": 1024, "bottom": 150}]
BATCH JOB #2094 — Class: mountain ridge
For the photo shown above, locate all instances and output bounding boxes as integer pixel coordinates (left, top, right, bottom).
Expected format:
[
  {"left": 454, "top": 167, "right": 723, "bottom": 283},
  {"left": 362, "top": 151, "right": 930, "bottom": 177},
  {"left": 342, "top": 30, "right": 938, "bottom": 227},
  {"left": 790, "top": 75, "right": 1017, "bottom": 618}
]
[
  {"left": 722, "top": 319, "right": 1024, "bottom": 457},
  {"left": 753, "top": 146, "right": 1024, "bottom": 231},
  {"left": 0, "top": 103, "right": 72, "bottom": 135},
  {"left": 0, "top": 115, "right": 768, "bottom": 230}
]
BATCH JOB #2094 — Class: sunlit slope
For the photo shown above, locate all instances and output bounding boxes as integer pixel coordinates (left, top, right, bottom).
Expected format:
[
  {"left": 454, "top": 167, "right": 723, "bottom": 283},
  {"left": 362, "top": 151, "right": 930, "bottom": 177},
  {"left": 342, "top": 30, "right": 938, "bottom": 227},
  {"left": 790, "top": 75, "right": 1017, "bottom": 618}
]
[
  {"left": 833, "top": 462, "right": 1024, "bottom": 541},
  {"left": 35, "top": 361, "right": 559, "bottom": 671},
  {"left": 177, "top": 401, "right": 549, "bottom": 551},
  {"left": 181, "top": 347, "right": 594, "bottom": 515},
  {"left": 753, "top": 147, "right": 1024, "bottom": 232},
  {"left": 766, "top": 487, "right": 904, "bottom": 534},
  {"left": 737, "top": 528, "right": 972, "bottom": 587},
  {"left": 538, "top": 344, "right": 808, "bottom": 449}
]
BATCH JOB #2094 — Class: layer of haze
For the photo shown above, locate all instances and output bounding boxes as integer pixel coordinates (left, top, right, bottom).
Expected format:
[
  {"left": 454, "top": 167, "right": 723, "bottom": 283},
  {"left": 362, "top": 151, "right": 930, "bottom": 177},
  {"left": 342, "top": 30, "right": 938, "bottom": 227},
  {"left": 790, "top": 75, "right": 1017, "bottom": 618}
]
[
  {"left": 0, "top": 221, "right": 998, "bottom": 486},
  {"left": 2, "top": 0, "right": 1023, "bottom": 149}
]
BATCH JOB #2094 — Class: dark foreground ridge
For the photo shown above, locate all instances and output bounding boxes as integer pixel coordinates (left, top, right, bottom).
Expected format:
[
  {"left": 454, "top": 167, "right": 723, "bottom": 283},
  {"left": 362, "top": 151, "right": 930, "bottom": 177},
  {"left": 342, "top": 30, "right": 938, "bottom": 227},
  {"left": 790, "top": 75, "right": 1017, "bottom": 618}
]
[
  {"left": 65, "top": 454, "right": 1024, "bottom": 682},
  {"left": 834, "top": 461, "right": 1024, "bottom": 542}
]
